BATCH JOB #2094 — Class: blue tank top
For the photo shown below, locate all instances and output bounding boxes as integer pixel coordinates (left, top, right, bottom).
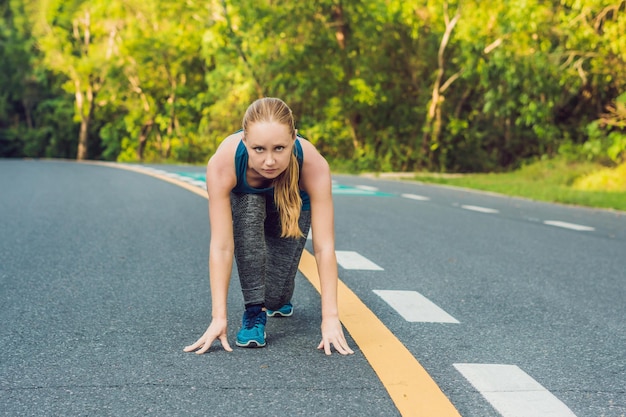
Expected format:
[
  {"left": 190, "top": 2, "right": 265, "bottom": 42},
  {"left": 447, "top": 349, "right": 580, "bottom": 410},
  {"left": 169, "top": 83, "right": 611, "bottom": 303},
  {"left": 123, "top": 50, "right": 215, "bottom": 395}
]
[{"left": 232, "top": 136, "right": 311, "bottom": 210}]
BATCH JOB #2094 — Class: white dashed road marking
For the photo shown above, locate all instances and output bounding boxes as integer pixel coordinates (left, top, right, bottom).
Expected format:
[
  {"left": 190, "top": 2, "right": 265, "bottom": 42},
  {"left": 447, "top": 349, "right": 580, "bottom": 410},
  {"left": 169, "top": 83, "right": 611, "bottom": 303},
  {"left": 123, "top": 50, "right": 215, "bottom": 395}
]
[
  {"left": 544, "top": 220, "right": 595, "bottom": 232},
  {"left": 373, "top": 290, "right": 460, "bottom": 323},
  {"left": 461, "top": 205, "right": 500, "bottom": 214},
  {"left": 401, "top": 193, "right": 431, "bottom": 201},
  {"left": 454, "top": 364, "right": 577, "bottom": 417},
  {"left": 335, "top": 251, "right": 384, "bottom": 270}
]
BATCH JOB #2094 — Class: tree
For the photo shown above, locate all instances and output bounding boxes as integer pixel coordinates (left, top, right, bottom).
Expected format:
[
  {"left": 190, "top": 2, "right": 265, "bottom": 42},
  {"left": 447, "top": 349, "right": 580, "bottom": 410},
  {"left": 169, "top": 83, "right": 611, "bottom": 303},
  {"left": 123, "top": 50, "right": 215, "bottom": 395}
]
[
  {"left": 104, "top": 0, "right": 209, "bottom": 162},
  {"left": 33, "top": 0, "right": 122, "bottom": 159},
  {"left": 3, "top": 0, "right": 624, "bottom": 171}
]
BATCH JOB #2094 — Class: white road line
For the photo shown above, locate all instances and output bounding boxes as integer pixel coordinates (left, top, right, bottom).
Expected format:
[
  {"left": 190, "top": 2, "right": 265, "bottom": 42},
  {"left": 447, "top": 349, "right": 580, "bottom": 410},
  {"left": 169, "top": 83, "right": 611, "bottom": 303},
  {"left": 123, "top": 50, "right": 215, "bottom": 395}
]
[
  {"left": 461, "top": 205, "right": 500, "bottom": 214},
  {"left": 401, "top": 193, "right": 431, "bottom": 201},
  {"left": 355, "top": 185, "right": 379, "bottom": 191},
  {"left": 544, "top": 220, "right": 595, "bottom": 232},
  {"left": 454, "top": 364, "right": 577, "bottom": 417},
  {"left": 373, "top": 290, "right": 460, "bottom": 323},
  {"left": 335, "top": 251, "right": 383, "bottom": 270},
  {"left": 138, "top": 166, "right": 158, "bottom": 171},
  {"left": 162, "top": 172, "right": 180, "bottom": 178},
  {"left": 137, "top": 168, "right": 205, "bottom": 188}
]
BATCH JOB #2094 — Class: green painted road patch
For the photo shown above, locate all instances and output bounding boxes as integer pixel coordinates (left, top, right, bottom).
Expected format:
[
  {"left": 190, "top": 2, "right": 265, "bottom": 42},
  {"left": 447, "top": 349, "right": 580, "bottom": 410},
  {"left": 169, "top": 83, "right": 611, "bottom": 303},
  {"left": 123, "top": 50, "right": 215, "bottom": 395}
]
[
  {"left": 331, "top": 184, "right": 392, "bottom": 196},
  {"left": 174, "top": 172, "right": 391, "bottom": 196},
  {"left": 176, "top": 172, "right": 206, "bottom": 181}
]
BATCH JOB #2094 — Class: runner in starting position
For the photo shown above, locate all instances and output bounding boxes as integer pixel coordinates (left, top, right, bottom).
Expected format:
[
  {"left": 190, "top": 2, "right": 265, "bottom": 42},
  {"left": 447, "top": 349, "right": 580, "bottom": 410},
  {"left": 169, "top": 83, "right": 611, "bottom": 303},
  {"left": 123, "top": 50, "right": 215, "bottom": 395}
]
[{"left": 184, "top": 97, "right": 353, "bottom": 355}]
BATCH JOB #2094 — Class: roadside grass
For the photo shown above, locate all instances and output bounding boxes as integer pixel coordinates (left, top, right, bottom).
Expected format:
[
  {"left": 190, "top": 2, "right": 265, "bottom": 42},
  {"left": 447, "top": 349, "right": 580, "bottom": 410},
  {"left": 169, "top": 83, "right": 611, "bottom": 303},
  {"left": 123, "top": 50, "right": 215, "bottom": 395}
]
[{"left": 406, "top": 159, "right": 626, "bottom": 212}]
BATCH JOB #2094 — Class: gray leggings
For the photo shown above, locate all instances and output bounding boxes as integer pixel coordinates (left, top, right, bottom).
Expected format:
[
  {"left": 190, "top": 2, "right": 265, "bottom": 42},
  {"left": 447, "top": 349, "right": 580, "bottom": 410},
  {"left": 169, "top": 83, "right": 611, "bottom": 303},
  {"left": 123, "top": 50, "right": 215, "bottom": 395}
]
[{"left": 230, "top": 192, "right": 311, "bottom": 310}]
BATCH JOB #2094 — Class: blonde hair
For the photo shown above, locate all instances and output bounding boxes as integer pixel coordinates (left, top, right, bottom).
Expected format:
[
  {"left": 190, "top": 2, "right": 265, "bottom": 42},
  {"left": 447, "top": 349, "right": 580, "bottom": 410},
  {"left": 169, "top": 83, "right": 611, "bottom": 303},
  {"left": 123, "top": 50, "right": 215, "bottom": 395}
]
[{"left": 242, "top": 97, "right": 303, "bottom": 238}]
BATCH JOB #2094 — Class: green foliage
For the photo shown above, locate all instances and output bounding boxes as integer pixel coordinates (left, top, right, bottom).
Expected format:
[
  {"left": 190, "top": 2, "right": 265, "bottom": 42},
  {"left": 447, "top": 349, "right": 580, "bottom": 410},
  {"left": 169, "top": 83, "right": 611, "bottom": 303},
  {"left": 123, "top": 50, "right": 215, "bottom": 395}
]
[
  {"left": 413, "top": 158, "right": 626, "bottom": 211},
  {"left": 1, "top": 0, "right": 625, "bottom": 180},
  {"left": 562, "top": 90, "right": 626, "bottom": 164},
  {"left": 573, "top": 162, "right": 626, "bottom": 192}
]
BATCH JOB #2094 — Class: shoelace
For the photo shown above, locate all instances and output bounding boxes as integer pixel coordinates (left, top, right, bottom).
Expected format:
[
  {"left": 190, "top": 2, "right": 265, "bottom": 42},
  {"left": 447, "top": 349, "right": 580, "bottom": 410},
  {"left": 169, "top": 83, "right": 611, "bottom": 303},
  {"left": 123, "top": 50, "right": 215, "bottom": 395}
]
[{"left": 243, "top": 311, "right": 265, "bottom": 329}]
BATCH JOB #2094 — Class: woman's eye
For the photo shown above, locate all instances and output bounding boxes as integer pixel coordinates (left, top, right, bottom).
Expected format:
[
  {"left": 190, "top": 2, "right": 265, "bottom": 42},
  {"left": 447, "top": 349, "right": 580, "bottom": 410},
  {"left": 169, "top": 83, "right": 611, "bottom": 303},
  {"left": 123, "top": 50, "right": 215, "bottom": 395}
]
[
  {"left": 254, "top": 147, "right": 264, "bottom": 153},
  {"left": 275, "top": 146, "right": 285, "bottom": 151}
]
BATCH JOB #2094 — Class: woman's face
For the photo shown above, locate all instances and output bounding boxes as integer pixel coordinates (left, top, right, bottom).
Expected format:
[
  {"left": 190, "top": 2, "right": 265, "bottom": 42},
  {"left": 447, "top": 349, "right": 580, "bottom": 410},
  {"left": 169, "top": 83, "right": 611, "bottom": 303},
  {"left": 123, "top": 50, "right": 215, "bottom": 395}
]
[{"left": 244, "top": 121, "right": 294, "bottom": 180}]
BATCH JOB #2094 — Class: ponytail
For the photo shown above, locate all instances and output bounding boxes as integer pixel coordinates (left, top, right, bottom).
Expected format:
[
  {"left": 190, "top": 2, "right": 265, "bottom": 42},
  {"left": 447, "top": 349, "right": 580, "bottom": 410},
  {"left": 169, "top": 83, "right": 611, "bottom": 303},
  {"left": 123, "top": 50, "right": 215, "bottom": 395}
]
[{"left": 273, "top": 152, "right": 303, "bottom": 238}]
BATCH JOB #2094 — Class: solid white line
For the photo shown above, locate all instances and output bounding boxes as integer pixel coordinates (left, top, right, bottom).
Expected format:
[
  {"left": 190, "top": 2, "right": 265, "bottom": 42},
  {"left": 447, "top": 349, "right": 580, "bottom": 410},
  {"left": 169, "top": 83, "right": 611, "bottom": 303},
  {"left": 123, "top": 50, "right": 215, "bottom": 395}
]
[
  {"left": 140, "top": 167, "right": 167, "bottom": 175},
  {"left": 355, "top": 185, "right": 379, "bottom": 191},
  {"left": 162, "top": 172, "right": 180, "bottom": 178},
  {"left": 191, "top": 180, "right": 206, "bottom": 187},
  {"left": 544, "top": 220, "right": 595, "bottom": 232},
  {"left": 335, "top": 251, "right": 384, "bottom": 270},
  {"left": 402, "top": 193, "right": 431, "bottom": 201},
  {"left": 373, "top": 290, "right": 460, "bottom": 323},
  {"left": 454, "top": 364, "right": 577, "bottom": 417},
  {"left": 138, "top": 166, "right": 157, "bottom": 171},
  {"left": 461, "top": 205, "right": 499, "bottom": 214}
]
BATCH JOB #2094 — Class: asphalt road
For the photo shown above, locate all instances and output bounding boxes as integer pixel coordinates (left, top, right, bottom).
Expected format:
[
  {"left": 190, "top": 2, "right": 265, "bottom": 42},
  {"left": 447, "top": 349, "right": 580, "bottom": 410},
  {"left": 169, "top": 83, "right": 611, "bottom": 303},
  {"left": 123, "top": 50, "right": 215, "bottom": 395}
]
[{"left": 1, "top": 159, "right": 624, "bottom": 417}]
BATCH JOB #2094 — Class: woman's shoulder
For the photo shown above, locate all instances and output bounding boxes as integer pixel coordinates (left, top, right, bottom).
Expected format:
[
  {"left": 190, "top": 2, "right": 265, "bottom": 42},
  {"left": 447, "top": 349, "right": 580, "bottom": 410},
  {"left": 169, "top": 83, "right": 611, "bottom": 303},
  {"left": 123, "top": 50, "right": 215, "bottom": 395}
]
[
  {"left": 296, "top": 135, "right": 317, "bottom": 155},
  {"left": 219, "top": 131, "right": 245, "bottom": 152},
  {"left": 208, "top": 132, "right": 243, "bottom": 163},
  {"left": 298, "top": 137, "right": 329, "bottom": 179},
  {"left": 206, "top": 132, "right": 243, "bottom": 187}
]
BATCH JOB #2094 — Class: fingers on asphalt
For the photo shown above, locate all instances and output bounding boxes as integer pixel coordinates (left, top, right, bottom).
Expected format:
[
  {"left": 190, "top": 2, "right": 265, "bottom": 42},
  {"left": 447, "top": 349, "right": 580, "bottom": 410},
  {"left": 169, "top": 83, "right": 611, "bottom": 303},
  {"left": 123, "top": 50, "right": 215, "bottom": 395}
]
[{"left": 219, "top": 335, "right": 233, "bottom": 352}]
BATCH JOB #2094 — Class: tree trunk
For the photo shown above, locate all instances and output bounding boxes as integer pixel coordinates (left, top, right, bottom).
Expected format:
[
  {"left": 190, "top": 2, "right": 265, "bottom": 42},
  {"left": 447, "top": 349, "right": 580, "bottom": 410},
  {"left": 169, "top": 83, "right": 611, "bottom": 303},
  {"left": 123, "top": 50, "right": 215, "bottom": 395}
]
[
  {"left": 136, "top": 121, "right": 153, "bottom": 161},
  {"left": 420, "top": 3, "right": 460, "bottom": 169},
  {"left": 345, "top": 116, "right": 359, "bottom": 151},
  {"left": 331, "top": 3, "right": 362, "bottom": 154},
  {"left": 73, "top": 10, "right": 98, "bottom": 161},
  {"left": 77, "top": 118, "right": 89, "bottom": 160},
  {"left": 75, "top": 76, "right": 100, "bottom": 160},
  {"left": 75, "top": 84, "right": 89, "bottom": 160}
]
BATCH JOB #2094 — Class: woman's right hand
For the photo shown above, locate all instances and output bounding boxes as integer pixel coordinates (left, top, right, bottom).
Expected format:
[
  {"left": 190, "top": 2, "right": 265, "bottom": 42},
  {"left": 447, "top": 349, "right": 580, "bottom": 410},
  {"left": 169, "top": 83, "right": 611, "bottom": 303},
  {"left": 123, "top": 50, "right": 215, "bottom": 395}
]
[{"left": 183, "top": 318, "right": 233, "bottom": 354}]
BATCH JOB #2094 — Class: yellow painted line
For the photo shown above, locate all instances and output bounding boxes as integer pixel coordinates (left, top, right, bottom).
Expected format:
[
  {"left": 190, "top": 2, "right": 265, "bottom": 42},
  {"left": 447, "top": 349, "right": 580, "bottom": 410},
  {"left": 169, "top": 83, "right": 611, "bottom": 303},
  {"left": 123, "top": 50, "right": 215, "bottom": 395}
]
[
  {"left": 299, "top": 250, "right": 461, "bottom": 417},
  {"left": 78, "top": 161, "right": 208, "bottom": 199},
  {"left": 86, "top": 161, "right": 461, "bottom": 417}
]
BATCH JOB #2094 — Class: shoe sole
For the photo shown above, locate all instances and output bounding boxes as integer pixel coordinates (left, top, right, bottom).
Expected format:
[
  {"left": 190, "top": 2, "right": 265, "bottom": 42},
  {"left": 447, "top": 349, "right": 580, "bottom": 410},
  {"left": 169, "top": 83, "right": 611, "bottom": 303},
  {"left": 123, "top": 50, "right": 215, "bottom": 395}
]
[
  {"left": 266, "top": 309, "right": 293, "bottom": 318},
  {"left": 236, "top": 333, "right": 267, "bottom": 348},
  {"left": 235, "top": 340, "right": 266, "bottom": 347}
]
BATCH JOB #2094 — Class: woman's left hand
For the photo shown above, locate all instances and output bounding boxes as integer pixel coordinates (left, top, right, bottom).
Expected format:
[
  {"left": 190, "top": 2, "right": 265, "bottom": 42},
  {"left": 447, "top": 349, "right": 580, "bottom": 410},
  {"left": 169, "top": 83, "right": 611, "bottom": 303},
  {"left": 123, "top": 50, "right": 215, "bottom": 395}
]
[{"left": 317, "top": 316, "right": 354, "bottom": 355}]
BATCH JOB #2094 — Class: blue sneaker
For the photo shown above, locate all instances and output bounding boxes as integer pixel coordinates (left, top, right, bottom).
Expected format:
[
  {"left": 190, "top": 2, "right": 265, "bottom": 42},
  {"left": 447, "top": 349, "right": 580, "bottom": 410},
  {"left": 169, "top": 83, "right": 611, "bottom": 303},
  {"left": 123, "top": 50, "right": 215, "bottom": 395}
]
[
  {"left": 266, "top": 303, "right": 293, "bottom": 317},
  {"left": 236, "top": 305, "right": 267, "bottom": 348}
]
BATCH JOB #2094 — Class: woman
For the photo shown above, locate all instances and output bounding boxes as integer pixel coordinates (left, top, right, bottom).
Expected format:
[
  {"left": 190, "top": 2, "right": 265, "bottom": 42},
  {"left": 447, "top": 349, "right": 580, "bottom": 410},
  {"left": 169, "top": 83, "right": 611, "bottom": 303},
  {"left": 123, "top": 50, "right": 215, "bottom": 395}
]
[{"left": 184, "top": 97, "right": 353, "bottom": 355}]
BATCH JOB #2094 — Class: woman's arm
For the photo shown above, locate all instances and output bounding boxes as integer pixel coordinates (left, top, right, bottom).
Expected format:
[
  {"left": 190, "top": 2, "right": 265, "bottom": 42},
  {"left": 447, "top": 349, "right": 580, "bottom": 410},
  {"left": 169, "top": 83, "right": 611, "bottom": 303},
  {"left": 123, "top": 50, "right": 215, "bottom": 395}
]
[
  {"left": 184, "top": 136, "right": 238, "bottom": 354},
  {"left": 206, "top": 179, "right": 235, "bottom": 321},
  {"left": 299, "top": 140, "right": 354, "bottom": 356}
]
